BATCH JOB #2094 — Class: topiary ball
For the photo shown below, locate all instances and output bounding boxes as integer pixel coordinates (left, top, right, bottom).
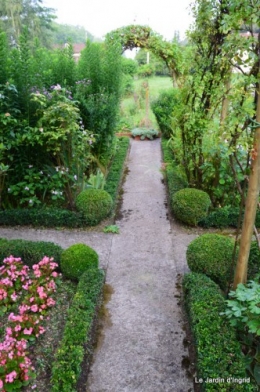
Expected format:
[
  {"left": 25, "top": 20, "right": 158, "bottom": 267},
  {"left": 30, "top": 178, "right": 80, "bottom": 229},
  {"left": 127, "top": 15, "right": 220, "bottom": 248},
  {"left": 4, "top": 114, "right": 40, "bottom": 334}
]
[
  {"left": 75, "top": 189, "right": 113, "bottom": 225},
  {"left": 186, "top": 233, "right": 236, "bottom": 291},
  {"left": 172, "top": 188, "right": 211, "bottom": 226},
  {"left": 60, "top": 243, "right": 99, "bottom": 280}
]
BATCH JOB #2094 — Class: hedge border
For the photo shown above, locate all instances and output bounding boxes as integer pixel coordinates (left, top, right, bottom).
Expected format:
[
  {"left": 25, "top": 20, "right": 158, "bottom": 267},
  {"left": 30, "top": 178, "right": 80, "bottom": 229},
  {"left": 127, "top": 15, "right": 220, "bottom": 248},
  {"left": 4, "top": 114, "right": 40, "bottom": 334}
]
[
  {"left": 51, "top": 268, "right": 105, "bottom": 392},
  {"left": 183, "top": 272, "right": 257, "bottom": 392},
  {"left": 0, "top": 137, "right": 130, "bottom": 228}
]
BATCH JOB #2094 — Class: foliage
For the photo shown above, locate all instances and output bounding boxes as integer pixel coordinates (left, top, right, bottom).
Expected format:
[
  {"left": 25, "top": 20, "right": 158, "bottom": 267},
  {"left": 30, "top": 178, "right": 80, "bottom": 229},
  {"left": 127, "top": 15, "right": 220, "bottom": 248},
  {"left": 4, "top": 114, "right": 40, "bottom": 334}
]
[
  {"left": 183, "top": 272, "right": 257, "bottom": 391},
  {"left": 0, "top": 208, "right": 87, "bottom": 228},
  {"left": 186, "top": 234, "right": 236, "bottom": 291},
  {"left": 121, "top": 57, "right": 138, "bottom": 77},
  {"left": 76, "top": 40, "right": 123, "bottom": 155},
  {"left": 75, "top": 189, "right": 113, "bottom": 225},
  {"left": 136, "top": 63, "right": 155, "bottom": 78},
  {"left": 104, "top": 137, "right": 129, "bottom": 206},
  {"left": 171, "top": 188, "right": 211, "bottom": 226},
  {"left": 135, "top": 48, "right": 170, "bottom": 76},
  {"left": 51, "top": 268, "right": 104, "bottom": 392},
  {"left": 222, "top": 279, "right": 260, "bottom": 386},
  {"left": 103, "top": 225, "right": 120, "bottom": 234},
  {"left": 60, "top": 243, "right": 99, "bottom": 280},
  {"left": 86, "top": 169, "right": 106, "bottom": 190},
  {"left": 130, "top": 127, "right": 159, "bottom": 140},
  {"left": 50, "top": 22, "right": 94, "bottom": 44},
  {"left": 0, "top": 238, "right": 63, "bottom": 269},
  {"left": 166, "top": 165, "right": 188, "bottom": 200},
  {"left": 151, "top": 88, "right": 180, "bottom": 138}
]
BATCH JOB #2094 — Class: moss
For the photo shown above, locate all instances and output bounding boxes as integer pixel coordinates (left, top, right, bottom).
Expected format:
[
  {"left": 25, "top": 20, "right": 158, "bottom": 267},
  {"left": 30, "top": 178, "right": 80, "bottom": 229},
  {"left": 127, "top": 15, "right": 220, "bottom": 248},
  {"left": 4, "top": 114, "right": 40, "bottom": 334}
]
[
  {"left": 186, "top": 233, "right": 236, "bottom": 291},
  {"left": 60, "top": 243, "right": 99, "bottom": 280},
  {"left": 172, "top": 188, "right": 211, "bottom": 226},
  {"left": 75, "top": 188, "right": 113, "bottom": 225}
]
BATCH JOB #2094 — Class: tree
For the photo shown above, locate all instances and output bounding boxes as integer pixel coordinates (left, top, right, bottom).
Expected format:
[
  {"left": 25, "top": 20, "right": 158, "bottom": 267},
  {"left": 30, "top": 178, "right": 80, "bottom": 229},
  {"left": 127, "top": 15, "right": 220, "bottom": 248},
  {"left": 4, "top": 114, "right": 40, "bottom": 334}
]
[
  {"left": 50, "top": 22, "right": 94, "bottom": 45},
  {"left": 0, "top": 0, "right": 56, "bottom": 46}
]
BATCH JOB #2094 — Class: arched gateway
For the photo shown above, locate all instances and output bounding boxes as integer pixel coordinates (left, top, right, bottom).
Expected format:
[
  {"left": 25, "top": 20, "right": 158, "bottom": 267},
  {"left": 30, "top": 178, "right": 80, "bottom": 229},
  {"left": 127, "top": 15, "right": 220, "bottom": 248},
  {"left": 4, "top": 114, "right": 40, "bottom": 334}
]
[{"left": 105, "top": 25, "right": 181, "bottom": 86}]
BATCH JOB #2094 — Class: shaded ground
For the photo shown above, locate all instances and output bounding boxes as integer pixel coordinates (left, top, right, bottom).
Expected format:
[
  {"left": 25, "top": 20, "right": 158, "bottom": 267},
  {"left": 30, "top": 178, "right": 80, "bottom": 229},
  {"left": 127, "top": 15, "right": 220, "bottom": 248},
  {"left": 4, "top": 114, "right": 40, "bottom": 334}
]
[{"left": 0, "top": 138, "right": 202, "bottom": 391}]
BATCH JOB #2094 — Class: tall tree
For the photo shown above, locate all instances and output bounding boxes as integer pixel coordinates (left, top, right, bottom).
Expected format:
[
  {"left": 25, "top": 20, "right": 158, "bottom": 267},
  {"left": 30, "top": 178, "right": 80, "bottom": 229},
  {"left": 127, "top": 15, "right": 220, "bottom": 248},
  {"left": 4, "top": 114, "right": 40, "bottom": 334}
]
[{"left": 0, "top": 0, "right": 56, "bottom": 46}]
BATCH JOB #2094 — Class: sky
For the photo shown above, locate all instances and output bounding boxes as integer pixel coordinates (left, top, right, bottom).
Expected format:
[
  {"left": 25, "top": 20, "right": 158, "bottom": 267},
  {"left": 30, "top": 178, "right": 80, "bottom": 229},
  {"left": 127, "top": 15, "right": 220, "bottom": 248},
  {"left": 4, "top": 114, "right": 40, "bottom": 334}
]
[{"left": 44, "top": 0, "right": 194, "bottom": 42}]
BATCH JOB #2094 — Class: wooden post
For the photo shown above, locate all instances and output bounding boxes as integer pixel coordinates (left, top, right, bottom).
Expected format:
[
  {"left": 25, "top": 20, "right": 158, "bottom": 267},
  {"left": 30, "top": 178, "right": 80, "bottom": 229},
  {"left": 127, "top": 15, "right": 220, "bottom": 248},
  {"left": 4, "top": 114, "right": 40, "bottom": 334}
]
[{"left": 233, "top": 81, "right": 260, "bottom": 289}]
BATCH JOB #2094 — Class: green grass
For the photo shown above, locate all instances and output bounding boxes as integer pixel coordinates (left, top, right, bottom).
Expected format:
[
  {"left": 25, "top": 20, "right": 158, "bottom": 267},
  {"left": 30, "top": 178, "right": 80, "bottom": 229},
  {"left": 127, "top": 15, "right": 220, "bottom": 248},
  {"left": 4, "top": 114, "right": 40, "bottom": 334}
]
[{"left": 119, "top": 76, "right": 172, "bottom": 131}]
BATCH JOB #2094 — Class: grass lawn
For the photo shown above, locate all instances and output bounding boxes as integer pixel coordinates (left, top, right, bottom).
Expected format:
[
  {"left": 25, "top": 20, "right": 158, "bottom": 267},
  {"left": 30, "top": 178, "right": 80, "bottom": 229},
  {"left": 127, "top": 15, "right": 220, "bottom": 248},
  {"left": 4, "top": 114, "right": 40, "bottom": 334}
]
[{"left": 119, "top": 76, "right": 172, "bottom": 131}]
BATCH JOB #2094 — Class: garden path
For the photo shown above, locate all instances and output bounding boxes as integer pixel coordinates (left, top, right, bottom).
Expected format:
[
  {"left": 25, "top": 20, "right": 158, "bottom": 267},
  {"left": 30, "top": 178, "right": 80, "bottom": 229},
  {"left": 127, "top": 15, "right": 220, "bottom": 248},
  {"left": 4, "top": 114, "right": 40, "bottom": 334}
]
[
  {"left": 86, "top": 138, "right": 195, "bottom": 392},
  {"left": 0, "top": 138, "right": 198, "bottom": 392}
]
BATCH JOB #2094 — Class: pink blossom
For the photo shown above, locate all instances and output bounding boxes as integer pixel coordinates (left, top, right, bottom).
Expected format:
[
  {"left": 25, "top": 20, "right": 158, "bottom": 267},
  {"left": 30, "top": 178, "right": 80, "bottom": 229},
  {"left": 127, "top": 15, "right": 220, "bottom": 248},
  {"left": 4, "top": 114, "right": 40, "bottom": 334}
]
[
  {"left": 30, "top": 304, "right": 38, "bottom": 312},
  {"left": 23, "top": 327, "right": 33, "bottom": 335},
  {"left": 0, "top": 379, "right": 3, "bottom": 388},
  {"left": 5, "top": 370, "right": 17, "bottom": 382}
]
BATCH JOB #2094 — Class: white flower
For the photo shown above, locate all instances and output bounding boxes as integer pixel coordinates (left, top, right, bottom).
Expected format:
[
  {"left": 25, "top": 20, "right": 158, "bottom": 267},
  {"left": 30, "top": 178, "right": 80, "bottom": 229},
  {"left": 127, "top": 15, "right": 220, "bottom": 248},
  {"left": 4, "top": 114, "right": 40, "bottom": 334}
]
[
  {"left": 39, "top": 128, "right": 43, "bottom": 132},
  {"left": 53, "top": 84, "right": 61, "bottom": 91},
  {"left": 28, "top": 165, "right": 33, "bottom": 168},
  {"left": 29, "top": 199, "right": 33, "bottom": 204},
  {"left": 74, "top": 175, "right": 77, "bottom": 181},
  {"left": 24, "top": 186, "right": 29, "bottom": 191}
]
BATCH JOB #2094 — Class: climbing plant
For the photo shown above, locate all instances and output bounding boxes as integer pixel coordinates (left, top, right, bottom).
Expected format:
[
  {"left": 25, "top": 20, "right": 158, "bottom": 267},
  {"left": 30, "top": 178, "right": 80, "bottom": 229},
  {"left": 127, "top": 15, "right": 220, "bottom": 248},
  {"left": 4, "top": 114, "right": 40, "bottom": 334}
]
[{"left": 105, "top": 25, "right": 182, "bottom": 86}]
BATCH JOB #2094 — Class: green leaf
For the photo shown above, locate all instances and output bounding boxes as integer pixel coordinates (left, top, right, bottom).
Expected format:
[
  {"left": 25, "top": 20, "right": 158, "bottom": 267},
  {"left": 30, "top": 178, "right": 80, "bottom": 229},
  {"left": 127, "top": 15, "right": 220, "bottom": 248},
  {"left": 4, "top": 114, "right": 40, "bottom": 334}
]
[{"left": 253, "top": 363, "right": 260, "bottom": 385}]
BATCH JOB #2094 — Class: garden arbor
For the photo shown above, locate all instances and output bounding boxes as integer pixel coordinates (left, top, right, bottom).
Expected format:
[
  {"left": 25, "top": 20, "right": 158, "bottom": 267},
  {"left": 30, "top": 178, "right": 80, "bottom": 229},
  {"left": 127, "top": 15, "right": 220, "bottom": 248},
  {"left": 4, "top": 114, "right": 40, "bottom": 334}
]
[{"left": 105, "top": 25, "right": 182, "bottom": 86}]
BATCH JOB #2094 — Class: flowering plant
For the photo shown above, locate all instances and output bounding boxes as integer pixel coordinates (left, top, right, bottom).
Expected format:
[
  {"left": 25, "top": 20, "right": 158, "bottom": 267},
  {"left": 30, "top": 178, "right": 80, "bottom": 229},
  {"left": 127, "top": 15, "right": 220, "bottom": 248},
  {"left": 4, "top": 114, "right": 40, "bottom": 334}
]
[{"left": 0, "top": 256, "right": 61, "bottom": 391}]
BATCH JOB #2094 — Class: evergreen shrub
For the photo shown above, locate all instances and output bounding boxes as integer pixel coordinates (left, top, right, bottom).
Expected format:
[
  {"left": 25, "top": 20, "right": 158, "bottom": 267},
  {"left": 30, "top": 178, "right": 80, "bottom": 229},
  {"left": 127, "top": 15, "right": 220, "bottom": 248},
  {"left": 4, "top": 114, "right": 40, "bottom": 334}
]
[
  {"left": 183, "top": 272, "right": 256, "bottom": 391},
  {"left": 60, "top": 243, "right": 99, "bottom": 280},
  {"left": 172, "top": 188, "right": 211, "bottom": 226},
  {"left": 0, "top": 238, "right": 62, "bottom": 268},
  {"left": 75, "top": 189, "right": 113, "bottom": 225},
  {"left": 186, "top": 234, "right": 235, "bottom": 291}
]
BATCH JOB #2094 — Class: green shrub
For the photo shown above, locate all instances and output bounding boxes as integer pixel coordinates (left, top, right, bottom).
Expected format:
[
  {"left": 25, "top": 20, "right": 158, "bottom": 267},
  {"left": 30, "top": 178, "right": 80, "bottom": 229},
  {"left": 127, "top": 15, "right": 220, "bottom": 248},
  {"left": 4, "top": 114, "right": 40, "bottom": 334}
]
[
  {"left": 248, "top": 241, "right": 260, "bottom": 279},
  {"left": 104, "top": 137, "right": 129, "bottom": 205},
  {"left": 51, "top": 268, "right": 104, "bottom": 392},
  {"left": 161, "top": 137, "right": 174, "bottom": 163},
  {"left": 166, "top": 165, "right": 188, "bottom": 199},
  {"left": 0, "top": 208, "right": 87, "bottom": 228},
  {"left": 0, "top": 238, "right": 62, "bottom": 268},
  {"left": 75, "top": 189, "right": 113, "bottom": 225},
  {"left": 172, "top": 188, "right": 211, "bottom": 226},
  {"left": 60, "top": 243, "right": 99, "bottom": 280},
  {"left": 151, "top": 89, "right": 179, "bottom": 138},
  {"left": 186, "top": 233, "right": 236, "bottom": 291},
  {"left": 183, "top": 272, "right": 256, "bottom": 391}
]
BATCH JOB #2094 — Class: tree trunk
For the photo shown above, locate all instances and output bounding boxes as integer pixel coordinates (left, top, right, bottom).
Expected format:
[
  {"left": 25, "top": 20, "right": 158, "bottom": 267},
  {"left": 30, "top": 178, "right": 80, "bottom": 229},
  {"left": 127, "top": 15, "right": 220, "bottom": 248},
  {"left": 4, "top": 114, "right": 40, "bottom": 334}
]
[
  {"left": 233, "top": 79, "right": 260, "bottom": 289},
  {"left": 220, "top": 77, "right": 231, "bottom": 126}
]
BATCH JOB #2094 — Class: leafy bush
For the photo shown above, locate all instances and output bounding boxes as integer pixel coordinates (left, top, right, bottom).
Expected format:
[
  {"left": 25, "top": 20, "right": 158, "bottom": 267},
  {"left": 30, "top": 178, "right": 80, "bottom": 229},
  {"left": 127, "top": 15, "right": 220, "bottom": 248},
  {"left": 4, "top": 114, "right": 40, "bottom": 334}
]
[
  {"left": 75, "top": 189, "right": 113, "bottom": 225},
  {"left": 161, "top": 137, "right": 174, "bottom": 164},
  {"left": 248, "top": 241, "right": 260, "bottom": 279},
  {"left": 104, "top": 137, "right": 129, "bottom": 205},
  {"left": 172, "top": 188, "right": 211, "bottom": 226},
  {"left": 186, "top": 234, "right": 236, "bottom": 291},
  {"left": 151, "top": 89, "right": 179, "bottom": 138},
  {"left": 166, "top": 165, "right": 188, "bottom": 200},
  {"left": 60, "top": 243, "right": 99, "bottom": 280},
  {"left": 51, "top": 268, "right": 104, "bottom": 392},
  {"left": 0, "top": 238, "right": 62, "bottom": 268},
  {"left": 0, "top": 208, "right": 87, "bottom": 228},
  {"left": 183, "top": 272, "right": 257, "bottom": 391}
]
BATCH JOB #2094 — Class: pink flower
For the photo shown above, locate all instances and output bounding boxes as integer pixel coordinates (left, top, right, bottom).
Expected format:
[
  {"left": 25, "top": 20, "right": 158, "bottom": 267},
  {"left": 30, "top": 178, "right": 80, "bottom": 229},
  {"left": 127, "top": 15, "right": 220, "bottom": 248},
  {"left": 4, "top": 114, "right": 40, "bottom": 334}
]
[
  {"left": 23, "top": 327, "right": 33, "bottom": 335},
  {"left": 5, "top": 370, "right": 17, "bottom": 382},
  {"left": 0, "top": 379, "right": 3, "bottom": 388},
  {"left": 30, "top": 304, "right": 38, "bottom": 312}
]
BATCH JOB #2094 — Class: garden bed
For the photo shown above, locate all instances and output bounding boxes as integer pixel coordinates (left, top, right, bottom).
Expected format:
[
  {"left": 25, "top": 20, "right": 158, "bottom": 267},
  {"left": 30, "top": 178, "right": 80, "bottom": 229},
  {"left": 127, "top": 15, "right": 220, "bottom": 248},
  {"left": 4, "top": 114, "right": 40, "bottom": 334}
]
[{"left": 0, "top": 239, "right": 105, "bottom": 392}]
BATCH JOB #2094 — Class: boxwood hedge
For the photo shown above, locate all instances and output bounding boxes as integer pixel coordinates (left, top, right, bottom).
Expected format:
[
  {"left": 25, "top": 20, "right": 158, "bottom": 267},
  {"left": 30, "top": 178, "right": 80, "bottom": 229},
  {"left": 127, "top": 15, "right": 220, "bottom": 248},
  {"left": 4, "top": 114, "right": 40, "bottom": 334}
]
[{"left": 183, "top": 272, "right": 257, "bottom": 391}]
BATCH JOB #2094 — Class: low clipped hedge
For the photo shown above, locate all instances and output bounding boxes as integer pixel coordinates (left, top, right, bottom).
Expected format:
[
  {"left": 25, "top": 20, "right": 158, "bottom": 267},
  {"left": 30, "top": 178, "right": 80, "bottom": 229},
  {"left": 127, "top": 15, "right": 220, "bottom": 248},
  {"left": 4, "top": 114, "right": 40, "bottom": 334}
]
[
  {"left": 199, "top": 206, "right": 260, "bottom": 229},
  {"left": 75, "top": 189, "right": 113, "bottom": 225},
  {"left": 60, "top": 243, "right": 99, "bottom": 280},
  {"left": 166, "top": 165, "right": 188, "bottom": 199},
  {"left": 51, "top": 268, "right": 105, "bottom": 392},
  {"left": 0, "top": 237, "right": 62, "bottom": 268},
  {"left": 0, "top": 208, "right": 87, "bottom": 228},
  {"left": 183, "top": 273, "right": 257, "bottom": 391},
  {"left": 172, "top": 188, "right": 211, "bottom": 226},
  {"left": 104, "top": 136, "right": 130, "bottom": 205},
  {"left": 186, "top": 234, "right": 236, "bottom": 291},
  {"left": 161, "top": 137, "right": 174, "bottom": 164}
]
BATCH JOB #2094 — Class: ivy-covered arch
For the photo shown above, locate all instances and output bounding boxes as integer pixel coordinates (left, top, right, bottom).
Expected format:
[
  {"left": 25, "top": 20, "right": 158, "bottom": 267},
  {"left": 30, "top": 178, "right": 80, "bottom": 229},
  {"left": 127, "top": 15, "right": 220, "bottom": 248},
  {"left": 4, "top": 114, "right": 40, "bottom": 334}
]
[{"left": 105, "top": 25, "right": 182, "bottom": 85}]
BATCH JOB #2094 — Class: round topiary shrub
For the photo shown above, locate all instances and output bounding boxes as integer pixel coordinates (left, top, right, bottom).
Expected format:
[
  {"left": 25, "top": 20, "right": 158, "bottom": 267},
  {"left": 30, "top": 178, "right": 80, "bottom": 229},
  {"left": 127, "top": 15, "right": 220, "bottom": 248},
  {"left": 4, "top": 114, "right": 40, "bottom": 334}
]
[
  {"left": 75, "top": 189, "right": 113, "bottom": 225},
  {"left": 171, "top": 188, "right": 211, "bottom": 226},
  {"left": 186, "top": 233, "right": 236, "bottom": 290},
  {"left": 60, "top": 243, "right": 99, "bottom": 280}
]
